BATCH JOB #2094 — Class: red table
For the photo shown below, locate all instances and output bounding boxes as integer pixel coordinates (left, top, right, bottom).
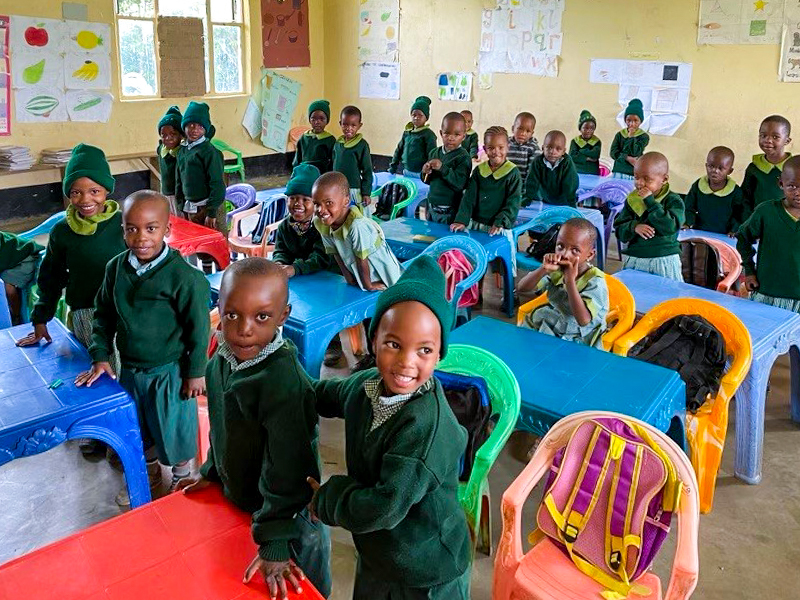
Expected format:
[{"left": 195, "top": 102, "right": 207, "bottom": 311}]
[
  {"left": 167, "top": 216, "right": 231, "bottom": 270},
  {"left": 0, "top": 487, "right": 324, "bottom": 600}
]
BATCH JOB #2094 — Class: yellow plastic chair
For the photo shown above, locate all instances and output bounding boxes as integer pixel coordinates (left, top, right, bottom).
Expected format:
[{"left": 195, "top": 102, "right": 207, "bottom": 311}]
[
  {"left": 516, "top": 273, "right": 635, "bottom": 351},
  {"left": 612, "top": 299, "right": 752, "bottom": 514}
]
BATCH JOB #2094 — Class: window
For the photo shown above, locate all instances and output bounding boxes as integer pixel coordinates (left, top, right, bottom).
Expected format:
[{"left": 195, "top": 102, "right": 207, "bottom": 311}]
[{"left": 115, "top": 0, "right": 245, "bottom": 98}]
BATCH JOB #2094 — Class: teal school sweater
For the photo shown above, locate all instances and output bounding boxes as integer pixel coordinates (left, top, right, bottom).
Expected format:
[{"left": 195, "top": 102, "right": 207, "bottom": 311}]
[
  {"left": 453, "top": 161, "right": 523, "bottom": 229},
  {"left": 741, "top": 153, "right": 791, "bottom": 219},
  {"left": 684, "top": 176, "right": 745, "bottom": 234}
]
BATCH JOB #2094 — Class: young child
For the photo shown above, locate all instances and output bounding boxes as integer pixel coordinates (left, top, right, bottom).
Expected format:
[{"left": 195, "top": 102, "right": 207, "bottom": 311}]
[
  {"left": 569, "top": 110, "right": 602, "bottom": 176},
  {"left": 460, "top": 110, "right": 479, "bottom": 159},
  {"left": 177, "top": 258, "right": 331, "bottom": 599},
  {"left": 332, "top": 105, "right": 373, "bottom": 209},
  {"left": 175, "top": 100, "right": 225, "bottom": 228},
  {"left": 309, "top": 256, "right": 471, "bottom": 600},
  {"left": 157, "top": 105, "right": 183, "bottom": 214},
  {"left": 517, "top": 218, "right": 608, "bottom": 349},
  {"left": 273, "top": 164, "right": 330, "bottom": 277},
  {"left": 614, "top": 152, "right": 685, "bottom": 281},
  {"left": 738, "top": 155, "right": 800, "bottom": 312},
  {"left": 684, "top": 146, "right": 745, "bottom": 235},
  {"left": 742, "top": 115, "right": 793, "bottom": 219},
  {"left": 610, "top": 99, "right": 649, "bottom": 179},
  {"left": 313, "top": 172, "right": 402, "bottom": 291},
  {"left": 1, "top": 232, "right": 43, "bottom": 325},
  {"left": 293, "top": 99, "right": 336, "bottom": 174},
  {"left": 524, "top": 130, "right": 580, "bottom": 207},
  {"left": 506, "top": 111, "right": 541, "bottom": 191},
  {"left": 76, "top": 190, "right": 210, "bottom": 505},
  {"left": 421, "top": 112, "right": 471, "bottom": 224},
  {"left": 389, "top": 96, "right": 438, "bottom": 176}
]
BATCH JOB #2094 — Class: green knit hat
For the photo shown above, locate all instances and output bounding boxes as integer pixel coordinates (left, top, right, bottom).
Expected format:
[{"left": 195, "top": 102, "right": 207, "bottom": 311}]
[
  {"left": 308, "top": 99, "right": 330, "bottom": 121},
  {"left": 411, "top": 95, "right": 432, "bottom": 119},
  {"left": 157, "top": 105, "right": 183, "bottom": 133},
  {"left": 182, "top": 101, "right": 216, "bottom": 138},
  {"left": 63, "top": 144, "right": 115, "bottom": 197},
  {"left": 285, "top": 163, "right": 321, "bottom": 197},
  {"left": 625, "top": 98, "right": 644, "bottom": 121},
  {"left": 578, "top": 109, "right": 596, "bottom": 128},
  {"left": 368, "top": 255, "right": 453, "bottom": 357}
]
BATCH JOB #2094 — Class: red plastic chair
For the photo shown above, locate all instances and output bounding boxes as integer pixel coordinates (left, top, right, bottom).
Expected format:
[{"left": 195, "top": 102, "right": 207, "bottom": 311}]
[{"left": 681, "top": 236, "right": 742, "bottom": 295}]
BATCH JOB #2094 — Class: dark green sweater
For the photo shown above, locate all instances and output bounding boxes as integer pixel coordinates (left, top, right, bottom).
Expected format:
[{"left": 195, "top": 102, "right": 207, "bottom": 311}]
[
  {"left": 426, "top": 146, "right": 472, "bottom": 209},
  {"left": 569, "top": 136, "right": 602, "bottom": 175},
  {"left": 201, "top": 340, "right": 320, "bottom": 561},
  {"left": 462, "top": 130, "right": 479, "bottom": 159},
  {"left": 524, "top": 154, "right": 580, "bottom": 207},
  {"left": 615, "top": 185, "right": 685, "bottom": 258},
  {"left": 609, "top": 129, "right": 649, "bottom": 176},
  {"left": 684, "top": 177, "right": 745, "bottom": 234},
  {"left": 157, "top": 142, "right": 178, "bottom": 196},
  {"left": 389, "top": 125, "right": 438, "bottom": 174},
  {"left": 272, "top": 218, "right": 330, "bottom": 275},
  {"left": 313, "top": 369, "right": 470, "bottom": 587},
  {"left": 292, "top": 131, "right": 336, "bottom": 174},
  {"left": 0, "top": 232, "right": 43, "bottom": 272},
  {"left": 741, "top": 154, "right": 790, "bottom": 219},
  {"left": 89, "top": 248, "right": 210, "bottom": 377},
  {"left": 332, "top": 135, "right": 374, "bottom": 196},
  {"left": 453, "top": 161, "right": 522, "bottom": 229},
  {"left": 32, "top": 214, "right": 126, "bottom": 324},
  {"left": 737, "top": 199, "right": 800, "bottom": 300},
  {"left": 175, "top": 140, "right": 226, "bottom": 210}
]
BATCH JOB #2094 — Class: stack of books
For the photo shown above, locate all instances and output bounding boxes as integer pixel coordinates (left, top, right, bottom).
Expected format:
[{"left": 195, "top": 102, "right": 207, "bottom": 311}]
[
  {"left": 0, "top": 145, "right": 35, "bottom": 171},
  {"left": 40, "top": 148, "right": 73, "bottom": 166}
]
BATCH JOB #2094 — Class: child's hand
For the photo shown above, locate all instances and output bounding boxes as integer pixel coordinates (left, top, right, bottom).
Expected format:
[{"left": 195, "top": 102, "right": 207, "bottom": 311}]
[
  {"left": 634, "top": 224, "right": 656, "bottom": 239},
  {"left": 174, "top": 475, "right": 211, "bottom": 494},
  {"left": 450, "top": 223, "right": 467, "bottom": 232},
  {"left": 243, "top": 557, "right": 305, "bottom": 600},
  {"left": 341, "top": 270, "right": 357, "bottom": 286},
  {"left": 307, "top": 477, "right": 321, "bottom": 522},
  {"left": 204, "top": 216, "right": 217, "bottom": 229},
  {"left": 745, "top": 274, "right": 759, "bottom": 291},
  {"left": 361, "top": 194, "right": 372, "bottom": 207},
  {"left": 367, "top": 281, "right": 387, "bottom": 292},
  {"left": 181, "top": 376, "right": 206, "bottom": 399},
  {"left": 626, "top": 156, "right": 637, "bottom": 166},
  {"left": 559, "top": 254, "right": 580, "bottom": 281},
  {"left": 280, "top": 265, "right": 297, "bottom": 278},
  {"left": 727, "top": 231, "right": 737, "bottom": 238},
  {"left": 541, "top": 253, "right": 560, "bottom": 272},
  {"left": 427, "top": 159, "right": 442, "bottom": 172},
  {"left": 75, "top": 362, "right": 115, "bottom": 387},
  {"left": 488, "top": 226, "right": 502, "bottom": 236},
  {"left": 421, "top": 161, "right": 432, "bottom": 175},
  {"left": 16, "top": 323, "right": 52, "bottom": 347},
  {"left": 681, "top": 224, "right": 690, "bottom": 230}
]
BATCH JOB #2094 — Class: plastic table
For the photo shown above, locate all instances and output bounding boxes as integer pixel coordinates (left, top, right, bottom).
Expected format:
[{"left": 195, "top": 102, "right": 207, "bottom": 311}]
[
  {"left": 256, "top": 187, "right": 287, "bottom": 202},
  {"left": 0, "top": 321, "right": 150, "bottom": 508},
  {"left": 450, "top": 317, "right": 687, "bottom": 446},
  {"left": 207, "top": 270, "right": 379, "bottom": 377},
  {"left": 166, "top": 215, "right": 231, "bottom": 270},
  {"left": 577, "top": 173, "right": 610, "bottom": 194},
  {"left": 0, "top": 485, "right": 324, "bottom": 599},
  {"left": 0, "top": 277, "right": 11, "bottom": 328},
  {"left": 614, "top": 269, "right": 800, "bottom": 484}
]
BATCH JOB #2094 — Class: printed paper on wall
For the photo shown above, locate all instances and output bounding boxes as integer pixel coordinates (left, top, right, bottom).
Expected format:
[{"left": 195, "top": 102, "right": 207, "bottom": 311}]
[
  {"left": 64, "top": 52, "right": 110, "bottom": 90},
  {"left": 65, "top": 89, "right": 112, "bottom": 122},
  {"left": 359, "top": 61, "right": 400, "bottom": 99},
  {"left": 359, "top": 0, "right": 400, "bottom": 62},
  {"left": 11, "top": 50, "right": 63, "bottom": 88},
  {"left": 15, "top": 86, "right": 67, "bottom": 122},
  {"left": 64, "top": 20, "right": 110, "bottom": 55}
]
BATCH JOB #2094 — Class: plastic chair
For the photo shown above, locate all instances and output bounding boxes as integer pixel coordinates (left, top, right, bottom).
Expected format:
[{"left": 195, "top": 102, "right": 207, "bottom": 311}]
[
  {"left": 493, "top": 410, "right": 700, "bottom": 600},
  {"left": 19, "top": 211, "right": 67, "bottom": 324},
  {"left": 288, "top": 126, "right": 308, "bottom": 152},
  {"left": 516, "top": 272, "right": 635, "bottom": 351},
  {"left": 224, "top": 183, "right": 258, "bottom": 225},
  {"left": 228, "top": 194, "right": 287, "bottom": 259},
  {"left": 613, "top": 299, "right": 752, "bottom": 514},
  {"left": 370, "top": 177, "right": 418, "bottom": 222},
  {"left": 681, "top": 236, "right": 743, "bottom": 295},
  {"left": 211, "top": 138, "right": 246, "bottom": 183},
  {"left": 517, "top": 206, "right": 583, "bottom": 272},
  {"left": 437, "top": 343, "right": 521, "bottom": 557}
]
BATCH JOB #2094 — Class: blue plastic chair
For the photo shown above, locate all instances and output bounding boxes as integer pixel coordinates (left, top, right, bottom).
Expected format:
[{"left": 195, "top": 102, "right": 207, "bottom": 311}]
[
  {"left": 19, "top": 211, "right": 66, "bottom": 241},
  {"left": 516, "top": 206, "right": 583, "bottom": 272},
  {"left": 17, "top": 211, "right": 67, "bottom": 324},
  {"left": 224, "top": 183, "right": 257, "bottom": 226}
]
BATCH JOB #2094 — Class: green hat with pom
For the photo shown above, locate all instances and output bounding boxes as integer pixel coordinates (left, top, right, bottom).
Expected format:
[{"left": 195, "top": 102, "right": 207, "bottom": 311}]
[
  {"left": 308, "top": 99, "right": 330, "bottom": 121},
  {"left": 63, "top": 143, "right": 115, "bottom": 197},
  {"left": 285, "top": 163, "right": 321, "bottom": 198},
  {"left": 181, "top": 101, "right": 216, "bottom": 139},
  {"left": 411, "top": 95, "right": 432, "bottom": 119},
  {"left": 578, "top": 109, "right": 596, "bottom": 128},
  {"left": 624, "top": 98, "right": 644, "bottom": 121},
  {"left": 157, "top": 105, "right": 183, "bottom": 133}
]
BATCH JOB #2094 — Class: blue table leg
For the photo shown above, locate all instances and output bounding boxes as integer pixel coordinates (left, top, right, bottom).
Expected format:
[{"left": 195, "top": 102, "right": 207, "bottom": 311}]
[
  {"left": 734, "top": 354, "right": 771, "bottom": 485},
  {"left": 791, "top": 345, "right": 800, "bottom": 424}
]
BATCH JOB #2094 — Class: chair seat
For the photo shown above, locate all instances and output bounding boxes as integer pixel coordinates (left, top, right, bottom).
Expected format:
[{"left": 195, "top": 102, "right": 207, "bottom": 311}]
[
  {"left": 513, "top": 538, "right": 662, "bottom": 600},
  {"left": 228, "top": 239, "right": 267, "bottom": 256}
]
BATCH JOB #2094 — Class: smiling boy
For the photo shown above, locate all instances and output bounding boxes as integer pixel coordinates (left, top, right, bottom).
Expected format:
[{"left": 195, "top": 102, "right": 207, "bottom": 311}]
[
  {"left": 742, "top": 115, "right": 793, "bottom": 219},
  {"left": 421, "top": 112, "right": 472, "bottom": 224}
]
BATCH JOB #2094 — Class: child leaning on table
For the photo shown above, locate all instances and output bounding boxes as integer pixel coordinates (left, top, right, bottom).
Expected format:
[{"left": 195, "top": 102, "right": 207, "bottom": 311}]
[{"left": 177, "top": 258, "right": 331, "bottom": 600}]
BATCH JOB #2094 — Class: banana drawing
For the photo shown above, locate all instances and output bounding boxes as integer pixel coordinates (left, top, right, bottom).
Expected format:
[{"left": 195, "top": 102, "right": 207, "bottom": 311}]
[{"left": 72, "top": 60, "right": 99, "bottom": 81}]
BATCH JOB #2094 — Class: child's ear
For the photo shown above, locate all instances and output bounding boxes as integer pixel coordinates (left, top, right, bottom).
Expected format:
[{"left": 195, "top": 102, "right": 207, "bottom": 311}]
[{"left": 278, "top": 303, "right": 292, "bottom": 326}]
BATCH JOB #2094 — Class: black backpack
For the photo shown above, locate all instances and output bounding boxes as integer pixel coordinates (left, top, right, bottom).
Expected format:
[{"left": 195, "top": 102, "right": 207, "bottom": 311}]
[
  {"left": 525, "top": 223, "right": 561, "bottom": 262},
  {"left": 374, "top": 182, "right": 409, "bottom": 221},
  {"left": 628, "top": 315, "right": 726, "bottom": 413},
  {"left": 680, "top": 240, "right": 723, "bottom": 290}
]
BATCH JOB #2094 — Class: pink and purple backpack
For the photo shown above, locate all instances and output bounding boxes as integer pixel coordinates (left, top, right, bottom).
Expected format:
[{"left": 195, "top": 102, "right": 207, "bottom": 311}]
[{"left": 437, "top": 249, "right": 479, "bottom": 308}]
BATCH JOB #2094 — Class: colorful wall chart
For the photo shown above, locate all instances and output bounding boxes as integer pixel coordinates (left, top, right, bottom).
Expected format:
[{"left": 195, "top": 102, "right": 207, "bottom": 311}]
[
  {"left": 0, "top": 15, "right": 9, "bottom": 135},
  {"left": 779, "top": 19, "right": 800, "bottom": 81},
  {"left": 437, "top": 72, "right": 472, "bottom": 102},
  {"left": 259, "top": 69, "right": 302, "bottom": 152},
  {"left": 261, "top": 0, "right": 310, "bottom": 68},
  {"left": 359, "top": 0, "right": 399, "bottom": 62},
  {"left": 698, "top": 0, "right": 786, "bottom": 44}
]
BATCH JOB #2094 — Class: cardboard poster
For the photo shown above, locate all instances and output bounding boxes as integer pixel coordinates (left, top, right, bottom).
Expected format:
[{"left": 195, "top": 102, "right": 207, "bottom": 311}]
[
  {"left": 359, "top": 0, "right": 400, "bottom": 62},
  {"left": 157, "top": 17, "right": 205, "bottom": 98},
  {"left": 261, "top": 0, "right": 309, "bottom": 68}
]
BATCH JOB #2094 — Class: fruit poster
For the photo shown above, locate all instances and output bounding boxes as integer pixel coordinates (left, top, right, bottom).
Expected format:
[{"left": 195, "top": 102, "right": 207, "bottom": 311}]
[
  {"left": 0, "top": 15, "right": 9, "bottom": 135},
  {"left": 261, "top": 0, "right": 310, "bottom": 68},
  {"left": 358, "top": 0, "right": 400, "bottom": 62}
]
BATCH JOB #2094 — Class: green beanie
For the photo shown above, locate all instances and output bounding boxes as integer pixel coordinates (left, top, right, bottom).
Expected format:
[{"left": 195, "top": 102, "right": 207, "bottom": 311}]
[
  {"left": 625, "top": 98, "right": 644, "bottom": 121},
  {"left": 308, "top": 99, "right": 330, "bottom": 121},
  {"left": 157, "top": 105, "right": 183, "bottom": 133},
  {"left": 182, "top": 101, "right": 216, "bottom": 139},
  {"left": 63, "top": 144, "right": 115, "bottom": 197},
  {"left": 411, "top": 95, "right": 432, "bottom": 119},
  {"left": 368, "top": 255, "right": 453, "bottom": 357},
  {"left": 578, "top": 109, "right": 596, "bottom": 128},
  {"left": 285, "top": 163, "right": 321, "bottom": 198}
]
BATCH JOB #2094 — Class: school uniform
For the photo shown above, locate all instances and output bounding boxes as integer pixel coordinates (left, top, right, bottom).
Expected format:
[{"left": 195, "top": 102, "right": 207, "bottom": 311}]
[
  {"left": 684, "top": 176, "right": 745, "bottom": 234},
  {"left": 524, "top": 154, "right": 580, "bottom": 207},
  {"left": 569, "top": 135, "right": 602, "bottom": 175},
  {"left": 272, "top": 218, "right": 331, "bottom": 274},
  {"left": 292, "top": 130, "right": 336, "bottom": 174},
  {"left": 507, "top": 138, "right": 541, "bottom": 192},
  {"left": 461, "top": 129, "right": 479, "bottom": 159},
  {"left": 389, "top": 124, "right": 438, "bottom": 175},
  {"left": 175, "top": 137, "right": 225, "bottom": 217},
  {"left": 332, "top": 134, "right": 374, "bottom": 206},
  {"left": 454, "top": 161, "right": 522, "bottom": 229},
  {"left": 0, "top": 232, "right": 43, "bottom": 290},
  {"left": 741, "top": 153, "right": 792, "bottom": 219},
  {"left": 609, "top": 129, "right": 650, "bottom": 177},
  {"left": 425, "top": 146, "right": 472, "bottom": 224}
]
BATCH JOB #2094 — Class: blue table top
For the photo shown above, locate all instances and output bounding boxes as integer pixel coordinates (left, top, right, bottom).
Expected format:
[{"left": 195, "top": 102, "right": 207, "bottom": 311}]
[
  {"left": 380, "top": 217, "right": 502, "bottom": 250},
  {"left": 678, "top": 228, "right": 737, "bottom": 248},
  {"left": 255, "top": 187, "right": 287, "bottom": 202},
  {"left": 577, "top": 173, "right": 610, "bottom": 191}
]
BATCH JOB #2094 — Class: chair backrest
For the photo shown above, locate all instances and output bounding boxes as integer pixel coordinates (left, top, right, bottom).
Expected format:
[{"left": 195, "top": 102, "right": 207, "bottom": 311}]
[
  {"left": 210, "top": 138, "right": 241, "bottom": 158},
  {"left": 225, "top": 183, "right": 257, "bottom": 209},
  {"left": 19, "top": 211, "right": 66, "bottom": 242},
  {"left": 577, "top": 179, "right": 634, "bottom": 206},
  {"left": 288, "top": 126, "right": 308, "bottom": 151},
  {"left": 683, "top": 236, "right": 743, "bottom": 294},
  {"left": 370, "top": 177, "right": 418, "bottom": 221},
  {"left": 528, "top": 206, "right": 583, "bottom": 233},
  {"left": 251, "top": 194, "right": 288, "bottom": 244},
  {"left": 415, "top": 235, "right": 488, "bottom": 314}
]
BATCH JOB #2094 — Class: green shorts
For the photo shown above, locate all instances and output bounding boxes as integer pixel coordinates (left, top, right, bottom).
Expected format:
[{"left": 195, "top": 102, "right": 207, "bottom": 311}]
[{"left": 0, "top": 254, "right": 40, "bottom": 288}]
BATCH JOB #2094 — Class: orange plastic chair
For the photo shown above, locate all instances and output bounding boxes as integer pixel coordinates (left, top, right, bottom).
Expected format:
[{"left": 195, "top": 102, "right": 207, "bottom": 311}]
[
  {"left": 493, "top": 410, "right": 700, "bottom": 600},
  {"left": 681, "top": 236, "right": 743, "bottom": 295},
  {"left": 613, "top": 299, "right": 752, "bottom": 513},
  {"left": 228, "top": 201, "right": 286, "bottom": 258},
  {"left": 288, "top": 126, "right": 308, "bottom": 152},
  {"left": 516, "top": 273, "right": 635, "bottom": 351}
]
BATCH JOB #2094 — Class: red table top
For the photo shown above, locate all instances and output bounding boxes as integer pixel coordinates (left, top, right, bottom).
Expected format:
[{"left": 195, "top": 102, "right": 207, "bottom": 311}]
[
  {"left": 0, "top": 486, "right": 324, "bottom": 600},
  {"left": 167, "top": 215, "right": 225, "bottom": 245}
]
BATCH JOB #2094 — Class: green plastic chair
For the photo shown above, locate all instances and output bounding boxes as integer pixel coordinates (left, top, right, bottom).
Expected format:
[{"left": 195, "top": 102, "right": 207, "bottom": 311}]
[
  {"left": 370, "top": 176, "right": 417, "bottom": 222},
  {"left": 211, "top": 138, "right": 246, "bottom": 182},
  {"left": 437, "top": 343, "right": 521, "bottom": 557}
]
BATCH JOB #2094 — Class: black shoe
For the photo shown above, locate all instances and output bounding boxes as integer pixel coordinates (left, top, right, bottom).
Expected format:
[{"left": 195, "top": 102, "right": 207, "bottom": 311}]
[{"left": 78, "top": 438, "right": 101, "bottom": 457}]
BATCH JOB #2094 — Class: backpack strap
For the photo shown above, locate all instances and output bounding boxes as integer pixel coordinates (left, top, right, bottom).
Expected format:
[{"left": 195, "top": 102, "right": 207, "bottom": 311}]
[
  {"left": 633, "top": 323, "right": 684, "bottom": 363},
  {"left": 606, "top": 440, "right": 644, "bottom": 587}
]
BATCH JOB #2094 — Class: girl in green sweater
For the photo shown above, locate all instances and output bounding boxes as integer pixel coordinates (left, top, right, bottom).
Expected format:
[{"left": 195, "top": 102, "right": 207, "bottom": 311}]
[
  {"left": 569, "top": 110, "right": 602, "bottom": 176},
  {"left": 610, "top": 99, "right": 649, "bottom": 179},
  {"left": 389, "top": 96, "right": 438, "bottom": 176},
  {"left": 293, "top": 99, "right": 336, "bottom": 174},
  {"left": 156, "top": 105, "right": 183, "bottom": 214}
]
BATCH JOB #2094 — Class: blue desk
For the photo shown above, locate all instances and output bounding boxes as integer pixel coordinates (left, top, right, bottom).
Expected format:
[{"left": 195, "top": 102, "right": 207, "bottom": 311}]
[
  {"left": 373, "top": 172, "right": 430, "bottom": 218},
  {"left": 255, "top": 187, "right": 287, "bottom": 202},
  {"left": 207, "top": 270, "right": 379, "bottom": 377},
  {"left": 0, "top": 277, "right": 11, "bottom": 328},
  {"left": 450, "top": 317, "right": 686, "bottom": 444},
  {"left": 577, "top": 173, "right": 610, "bottom": 194},
  {"left": 614, "top": 269, "right": 800, "bottom": 484},
  {"left": 0, "top": 320, "right": 150, "bottom": 507}
]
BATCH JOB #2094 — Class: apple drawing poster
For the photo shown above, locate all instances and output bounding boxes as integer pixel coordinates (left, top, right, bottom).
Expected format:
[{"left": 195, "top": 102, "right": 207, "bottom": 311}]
[{"left": 9, "top": 17, "right": 64, "bottom": 54}]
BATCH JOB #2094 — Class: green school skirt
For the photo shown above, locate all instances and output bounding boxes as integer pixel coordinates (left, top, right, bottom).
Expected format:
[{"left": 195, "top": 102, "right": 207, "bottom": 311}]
[
  {"left": 751, "top": 291, "right": 800, "bottom": 314},
  {"left": 352, "top": 558, "right": 470, "bottom": 600}
]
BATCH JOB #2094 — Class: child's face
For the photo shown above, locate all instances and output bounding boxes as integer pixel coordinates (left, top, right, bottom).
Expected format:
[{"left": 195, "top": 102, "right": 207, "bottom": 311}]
[
  {"left": 122, "top": 199, "right": 171, "bottom": 263},
  {"left": 160, "top": 125, "right": 182, "bottom": 149},
  {"left": 410, "top": 109, "right": 427, "bottom": 129},
  {"left": 461, "top": 111, "right": 473, "bottom": 130},
  {"left": 339, "top": 113, "right": 362, "bottom": 141},
  {"left": 288, "top": 194, "right": 315, "bottom": 222},
  {"left": 313, "top": 183, "right": 350, "bottom": 228},
  {"left": 543, "top": 133, "right": 567, "bottom": 164},
  {"left": 68, "top": 177, "right": 108, "bottom": 218},
  {"left": 579, "top": 120, "right": 596, "bottom": 140},
  {"left": 484, "top": 133, "right": 508, "bottom": 168},
  {"left": 634, "top": 158, "right": 668, "bottom": 197},
  {"left": 705, "top": 150, "right": 734, "bottom": 188},
  {"left": 759, "top": 121, "right": 791, "bottom": 161},
  {"left": 440, "top": 117, "right": 466, "bottom": 152},
  {"left": 185, "top": 122, "right": 205, "bottom": 143},
  {"left": 512, "top": 116, "right": 535, "bottom": 145},
  {"left": 555, "top": 225, "right": 595, "bottom": 268},
  {"left": 625, "top": 115, "right": 642, "bottom": 132},
  {"left": 780, "top": 164, "right": 800, "bottom": 211},
  {"left": 373, "top": 301, "right": 441, "bottom": 395},
  {"left": 220, "top": 273, "right": 290, "bottom": 362},
  {"left": 309, "top": 110, "right": 328, "bottom": 134}
]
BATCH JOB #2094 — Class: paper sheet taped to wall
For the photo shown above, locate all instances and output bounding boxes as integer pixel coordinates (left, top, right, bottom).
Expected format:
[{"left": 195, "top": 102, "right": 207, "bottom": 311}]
[{"left": 359, "top": 61, "right": 400, "bottom": 100}]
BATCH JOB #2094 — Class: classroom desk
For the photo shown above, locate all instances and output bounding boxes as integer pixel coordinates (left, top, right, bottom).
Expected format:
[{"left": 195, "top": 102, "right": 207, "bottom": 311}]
[
  {"left": 0, "top": 321, "right": 150, "bottom": 508},
  {"left": 577, "top": 173, "right": 610, "bottom": 193},
  {"left": 0, "top": 485, "right": 324, "bottom": 599},
  {"left": 255, "top": 186, "right": 287, "bottom": 202},
  {"left": 450, "top": 317, "right": 687, "bottom": 445},
  {"left": 0, "top": 277, "right": 11, "bottom": 328},
  {"left": 614, "top": 269, "right": 800, "bottom": 484},
  {"left": 206, "top": 270, "right": 379, "bottom": 377},
  {"left": 373, "top": 171, "right": 430, "bottom": 217},
  {"left": 166, "top": 215, "right": 231, "bottom": 270}
]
